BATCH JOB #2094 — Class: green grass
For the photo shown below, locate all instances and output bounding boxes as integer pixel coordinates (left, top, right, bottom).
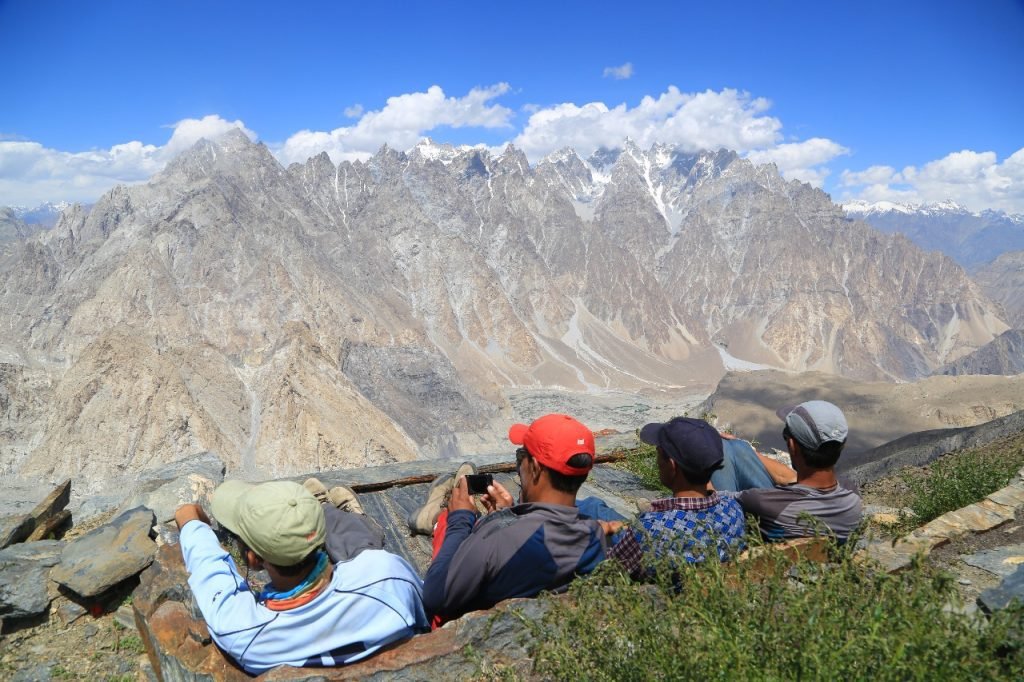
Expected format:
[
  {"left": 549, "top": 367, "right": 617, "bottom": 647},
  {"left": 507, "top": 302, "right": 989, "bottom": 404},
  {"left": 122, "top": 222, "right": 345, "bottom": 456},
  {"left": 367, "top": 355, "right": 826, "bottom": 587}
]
[
  {"left": 520, "top": 541, "right": 1024, "bottom": 681},
  {"left": 901, "top": 436, "right": 1024, "bottom": 527},
  {"left": 613, "top": 441, "right": 669, "bottom": 494}
]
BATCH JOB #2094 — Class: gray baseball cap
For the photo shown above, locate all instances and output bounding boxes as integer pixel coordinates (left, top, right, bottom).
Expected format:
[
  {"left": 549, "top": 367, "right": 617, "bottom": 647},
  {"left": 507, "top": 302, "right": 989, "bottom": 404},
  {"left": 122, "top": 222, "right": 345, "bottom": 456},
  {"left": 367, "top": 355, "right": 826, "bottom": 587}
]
[{"left": 776, "top": 400, "right": 848, "bottom": 450}]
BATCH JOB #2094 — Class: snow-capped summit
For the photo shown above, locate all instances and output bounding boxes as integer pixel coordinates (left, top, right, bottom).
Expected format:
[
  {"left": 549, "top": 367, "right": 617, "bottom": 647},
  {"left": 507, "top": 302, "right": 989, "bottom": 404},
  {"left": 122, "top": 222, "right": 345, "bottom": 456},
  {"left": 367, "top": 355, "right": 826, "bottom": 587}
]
[{"left": 408, "top": 137, "right": 461, "bottom": 165}]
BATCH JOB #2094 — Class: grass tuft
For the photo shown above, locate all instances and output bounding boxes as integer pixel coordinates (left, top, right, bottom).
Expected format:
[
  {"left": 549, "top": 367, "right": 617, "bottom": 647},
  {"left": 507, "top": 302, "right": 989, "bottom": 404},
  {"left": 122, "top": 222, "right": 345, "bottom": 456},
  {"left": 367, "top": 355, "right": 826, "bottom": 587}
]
[
  {"left": 524, "top": 540, "right": 1024, "bottom": 680},
  {"left": 901, "top": 440, "right": 1024, "bottom": 527}
]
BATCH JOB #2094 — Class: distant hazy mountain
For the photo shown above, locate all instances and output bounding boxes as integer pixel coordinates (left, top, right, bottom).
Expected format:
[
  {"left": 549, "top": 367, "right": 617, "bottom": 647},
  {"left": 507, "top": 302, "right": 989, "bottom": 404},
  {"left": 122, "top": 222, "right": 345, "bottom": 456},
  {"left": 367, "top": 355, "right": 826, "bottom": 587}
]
[
  {"left": 11, "top": 200, "right": 75, "bottom": 227},
  {"left": 843, "top": 199, "right": 1024, "bottom": 270},
  {"left": 0, "top": 131, "right": 1008, "bottom": 488},
  {"left": 974, "top": 250, "right": 1024, "bottom": 328}
]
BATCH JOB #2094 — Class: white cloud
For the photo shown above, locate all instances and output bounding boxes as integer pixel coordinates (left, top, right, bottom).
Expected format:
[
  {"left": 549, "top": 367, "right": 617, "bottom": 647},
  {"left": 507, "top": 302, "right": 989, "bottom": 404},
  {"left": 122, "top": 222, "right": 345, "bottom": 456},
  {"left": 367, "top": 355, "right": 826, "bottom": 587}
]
[
  {"left": 746, "top": 138, "right": 850, "bottom": 187},
  {"left": 276, "top": 84, "right": 514, "bottom": 165},
  {"left": 511, "top": 87, "right": 784, "bottom": 161},
  {"left": 839, "top": 147, "right": 1024, "bottom": 213},
  {"left": 603, "top": 62, "right": 634, "bottom": 80},
  {"left": 0, "top": 115, "right": 253, "bottom": 206},
  {"left": 343, "top": 104, "right": 364, "bottom": 118}
]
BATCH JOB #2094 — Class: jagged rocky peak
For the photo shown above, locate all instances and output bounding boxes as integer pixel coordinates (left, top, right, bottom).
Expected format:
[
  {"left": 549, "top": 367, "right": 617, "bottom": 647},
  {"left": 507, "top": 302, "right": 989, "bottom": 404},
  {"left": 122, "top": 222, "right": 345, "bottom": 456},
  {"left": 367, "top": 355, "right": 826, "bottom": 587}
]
[
  {"left": 408, "top": 137, "right": 461, "bottom": 165},
  {"left": 0, "top": 132, "right": 1012, "bottom": 491},
  {"left": 587, "top": 146, "right": 622, "bottom": 171}
]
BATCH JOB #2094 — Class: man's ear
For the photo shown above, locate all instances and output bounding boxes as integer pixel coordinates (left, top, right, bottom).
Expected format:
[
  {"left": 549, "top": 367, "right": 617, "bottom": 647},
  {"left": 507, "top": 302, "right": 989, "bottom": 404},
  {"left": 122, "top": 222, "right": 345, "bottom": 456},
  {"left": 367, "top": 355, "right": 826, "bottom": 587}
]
[{"left": 245, "top": 548, "right": 264, "bottom": 569}]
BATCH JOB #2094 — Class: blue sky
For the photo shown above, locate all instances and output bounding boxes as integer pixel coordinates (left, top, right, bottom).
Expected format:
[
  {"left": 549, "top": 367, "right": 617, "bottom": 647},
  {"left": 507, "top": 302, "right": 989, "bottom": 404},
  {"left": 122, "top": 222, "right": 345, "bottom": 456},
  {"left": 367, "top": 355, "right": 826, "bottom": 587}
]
[{"left": 1, "top": 0, "right": 1022, "bottom": 211}]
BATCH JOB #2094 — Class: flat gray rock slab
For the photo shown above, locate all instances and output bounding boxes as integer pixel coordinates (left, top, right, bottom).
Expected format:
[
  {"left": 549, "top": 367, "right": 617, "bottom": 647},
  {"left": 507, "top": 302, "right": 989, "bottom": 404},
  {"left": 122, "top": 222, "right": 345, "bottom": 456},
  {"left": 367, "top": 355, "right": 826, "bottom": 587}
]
[
  {"left": 51, "top": 507, "right": 157, "bottom": 598},
  {"left": 979, "top": 564, "right": 1024, "bottom": 612},
  {"left": 0, "top": 540, "right": 64, "bottom": 619},
  {"left": 962, "top": 544, "right": 1024, "bottom": 577}
]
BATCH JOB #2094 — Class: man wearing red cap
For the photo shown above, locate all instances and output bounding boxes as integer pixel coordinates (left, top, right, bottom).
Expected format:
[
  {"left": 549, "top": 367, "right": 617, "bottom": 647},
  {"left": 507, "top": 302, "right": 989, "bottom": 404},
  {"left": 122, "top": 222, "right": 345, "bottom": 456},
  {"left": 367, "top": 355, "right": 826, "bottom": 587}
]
[{"left": 419, "top": 414, "right": 609, "bottom": 623}]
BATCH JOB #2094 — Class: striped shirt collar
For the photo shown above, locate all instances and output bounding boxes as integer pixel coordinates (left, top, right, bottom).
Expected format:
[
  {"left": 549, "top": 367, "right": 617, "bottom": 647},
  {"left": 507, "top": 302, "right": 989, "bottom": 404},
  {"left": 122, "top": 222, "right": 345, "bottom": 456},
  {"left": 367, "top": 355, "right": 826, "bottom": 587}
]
[{"left": 650, "top": 492, "right": 721, "bottom": 512}]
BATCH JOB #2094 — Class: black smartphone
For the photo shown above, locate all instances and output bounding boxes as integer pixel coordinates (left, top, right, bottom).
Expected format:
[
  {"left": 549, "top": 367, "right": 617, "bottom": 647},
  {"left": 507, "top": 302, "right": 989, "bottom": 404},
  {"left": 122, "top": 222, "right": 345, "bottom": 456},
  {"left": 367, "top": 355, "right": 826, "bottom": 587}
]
[{"left": 465, "top": 473, "right": 493, "bottom": 495}]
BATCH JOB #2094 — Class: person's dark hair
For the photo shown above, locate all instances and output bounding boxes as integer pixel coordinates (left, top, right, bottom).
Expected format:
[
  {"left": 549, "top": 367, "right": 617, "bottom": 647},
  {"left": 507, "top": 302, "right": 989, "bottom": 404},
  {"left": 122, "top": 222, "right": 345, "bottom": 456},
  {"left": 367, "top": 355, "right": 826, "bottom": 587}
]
[
  {"left": 799, "top": 440, "right": 845, "bottom": 469},
  {"left": 217, "top": 525, "right": 320, "bottom": 576},
  {"left": 270, "top": 548, "right": 321, "bottom": 577},
  {"left": 543, "top": 453, "right": 591, "bottom": 494},
  {"left": 659, "top": 447, "right": 717, "bottom": 485}
]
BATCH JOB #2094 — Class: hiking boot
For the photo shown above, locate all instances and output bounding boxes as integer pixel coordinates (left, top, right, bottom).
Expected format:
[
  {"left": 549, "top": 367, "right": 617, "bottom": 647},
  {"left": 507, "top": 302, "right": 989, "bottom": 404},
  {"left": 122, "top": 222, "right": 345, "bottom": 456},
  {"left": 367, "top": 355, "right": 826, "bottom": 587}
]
[
  {"left": 453, "top": 461, "right": 490, "bottom": 515},
  {"left": 327, "top": 485, "right": 365, "bottom": 515},
  {"left": 407, "top": 472, "right": 455, "bottom": 535},
  {"left": 303, "top": 477, "right": 329, "bottom": 504}
]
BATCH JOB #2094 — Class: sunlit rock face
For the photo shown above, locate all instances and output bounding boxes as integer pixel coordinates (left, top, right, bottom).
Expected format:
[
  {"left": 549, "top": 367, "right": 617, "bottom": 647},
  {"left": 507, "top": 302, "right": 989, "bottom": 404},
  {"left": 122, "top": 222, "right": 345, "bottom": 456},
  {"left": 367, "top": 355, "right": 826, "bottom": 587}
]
[{"left": 0, "top": 132, "right": 1007, "bottom": 488}]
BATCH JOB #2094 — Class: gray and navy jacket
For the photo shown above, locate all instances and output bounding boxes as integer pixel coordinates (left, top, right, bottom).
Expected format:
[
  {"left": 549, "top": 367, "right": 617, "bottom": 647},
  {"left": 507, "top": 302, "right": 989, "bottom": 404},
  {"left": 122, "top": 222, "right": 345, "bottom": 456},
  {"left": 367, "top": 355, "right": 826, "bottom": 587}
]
[{"left": 422, "top": 502, "right": 607, "bottom": 621}]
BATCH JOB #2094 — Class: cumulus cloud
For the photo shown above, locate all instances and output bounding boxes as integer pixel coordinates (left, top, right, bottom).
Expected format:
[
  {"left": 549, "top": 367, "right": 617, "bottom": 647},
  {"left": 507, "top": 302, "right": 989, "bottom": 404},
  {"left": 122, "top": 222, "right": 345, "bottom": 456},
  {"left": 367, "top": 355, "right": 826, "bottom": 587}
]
[
  {"left": 839, "top": 148, "right": 1024, "bottom": 213},
  {"left": 603, "top": 62, "right": 634, "bottom": 80},
  {"left": 0, "top": 115, "right": 254, "bottom": 206},
  {"left": 511, "top": 87, "right": 784, "bottom": 161},
  {"left": 746, "top": 138, "right": 850, "bottom": 186},
  {"left": 276, "top": 84, "right": 514, "bottom": 165},
  {"left": 343, "top": 104, "right": 364, "bottom": 118}
]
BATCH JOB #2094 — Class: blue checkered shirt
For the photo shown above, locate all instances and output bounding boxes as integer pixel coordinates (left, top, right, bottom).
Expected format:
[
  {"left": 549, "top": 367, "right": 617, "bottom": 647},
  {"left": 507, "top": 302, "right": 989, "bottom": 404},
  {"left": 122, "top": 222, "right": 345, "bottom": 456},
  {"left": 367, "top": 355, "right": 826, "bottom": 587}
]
[{"left": 607, "top": 493, "right": 746, "bottom": 577}]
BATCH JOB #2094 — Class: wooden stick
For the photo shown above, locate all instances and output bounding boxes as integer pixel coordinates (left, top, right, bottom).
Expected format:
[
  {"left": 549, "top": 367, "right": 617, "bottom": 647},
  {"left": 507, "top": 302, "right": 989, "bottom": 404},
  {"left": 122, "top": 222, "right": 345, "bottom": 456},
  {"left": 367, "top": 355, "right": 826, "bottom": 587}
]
[{"left": 349, "top": 450, "right": 633, "bottom": 493}]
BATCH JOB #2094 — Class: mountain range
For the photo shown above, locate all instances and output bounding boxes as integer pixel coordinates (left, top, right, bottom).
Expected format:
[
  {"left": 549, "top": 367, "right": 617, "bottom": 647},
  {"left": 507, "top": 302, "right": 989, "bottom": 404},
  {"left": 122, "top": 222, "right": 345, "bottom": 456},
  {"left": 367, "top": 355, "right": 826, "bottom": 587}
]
[
  {"left": 844, "top": 199, "right": 1024, "bottom": 270},
  {"left": 0, "top": 131, "right": 1009, "bottom": 488}
]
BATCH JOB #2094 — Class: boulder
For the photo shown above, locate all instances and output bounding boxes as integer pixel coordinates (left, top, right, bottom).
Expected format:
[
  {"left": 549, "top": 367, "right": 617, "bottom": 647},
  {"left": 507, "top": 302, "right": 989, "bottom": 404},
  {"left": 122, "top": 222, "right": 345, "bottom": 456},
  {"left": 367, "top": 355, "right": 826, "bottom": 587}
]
[
  {"left": 0, "top": 540, "right": 64, "bottom": 619},
  {"left": 119, "top": 474, "right": 219, "bottom": 525},
  {"left": 0, "top": 480, "right": 72, "bottom": 548},
  {"left": 978, "top": 564, "right": 1024, "bottom": 613},
  {"left": 50, "top": 507, "right": 156, "bottom": 598},
  {"left": 0, "top": 514, "right": 34, "bottom": 550}
]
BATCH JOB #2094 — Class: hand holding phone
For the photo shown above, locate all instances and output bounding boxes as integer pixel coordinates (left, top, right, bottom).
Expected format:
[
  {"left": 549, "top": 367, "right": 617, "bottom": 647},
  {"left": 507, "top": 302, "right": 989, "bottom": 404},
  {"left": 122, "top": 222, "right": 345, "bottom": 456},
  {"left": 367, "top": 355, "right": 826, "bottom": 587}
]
[{"left": 465, "top": 473, "right": 494, "bottom": 495}]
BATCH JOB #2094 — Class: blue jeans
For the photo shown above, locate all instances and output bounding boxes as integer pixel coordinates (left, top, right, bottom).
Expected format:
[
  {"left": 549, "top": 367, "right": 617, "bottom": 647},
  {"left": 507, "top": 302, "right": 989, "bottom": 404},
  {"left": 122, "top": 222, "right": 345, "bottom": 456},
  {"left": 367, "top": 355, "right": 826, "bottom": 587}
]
[
  {"left": 577, "top": 496, "right": 626, "bottom": 522},
  {"left": 710, "top": 439, "right": 775, "bottom": 492}
]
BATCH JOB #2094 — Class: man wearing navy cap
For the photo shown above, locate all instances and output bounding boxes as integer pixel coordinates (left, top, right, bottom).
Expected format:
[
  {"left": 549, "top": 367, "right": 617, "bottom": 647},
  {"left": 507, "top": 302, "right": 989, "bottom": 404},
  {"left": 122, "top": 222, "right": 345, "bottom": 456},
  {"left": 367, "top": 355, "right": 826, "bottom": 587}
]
[
  {"left": 606, "top": 417, "right": 747, "bottom": 577},
  {"left": 711, "top": 400, "right": 863, "bottom": 542}
]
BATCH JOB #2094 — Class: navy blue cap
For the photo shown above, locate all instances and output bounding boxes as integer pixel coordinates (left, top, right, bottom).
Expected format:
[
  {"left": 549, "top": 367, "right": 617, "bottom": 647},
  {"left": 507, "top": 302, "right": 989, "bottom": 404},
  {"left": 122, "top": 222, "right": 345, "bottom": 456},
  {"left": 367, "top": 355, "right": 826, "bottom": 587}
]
[{"left": 639, "top": 417, "right": 724, "bottom": 475}]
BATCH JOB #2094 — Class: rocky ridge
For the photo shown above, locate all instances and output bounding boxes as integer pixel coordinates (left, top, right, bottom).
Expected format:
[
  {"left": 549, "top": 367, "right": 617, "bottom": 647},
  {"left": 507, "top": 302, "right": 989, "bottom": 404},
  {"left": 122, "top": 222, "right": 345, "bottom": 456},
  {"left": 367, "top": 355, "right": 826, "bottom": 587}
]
[
  {"left": 974, "top": 250, "right": 1024, "bottom": 328},
  {"left": 935, "top": 329, "right": 1024, "bottom": 377},
  {"left": 844, "top": 200, "right": 1024, "bottom": 269},
  {"left": 0, "top": 131, "right": 1008, "bottom": 489}
]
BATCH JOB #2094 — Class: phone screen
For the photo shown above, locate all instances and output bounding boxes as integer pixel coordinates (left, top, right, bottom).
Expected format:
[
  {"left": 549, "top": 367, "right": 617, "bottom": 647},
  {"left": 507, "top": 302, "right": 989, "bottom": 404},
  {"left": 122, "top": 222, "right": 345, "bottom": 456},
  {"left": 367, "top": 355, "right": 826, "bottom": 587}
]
[{"left": 465, "top": 473, "right": 493, "bottom": 495}]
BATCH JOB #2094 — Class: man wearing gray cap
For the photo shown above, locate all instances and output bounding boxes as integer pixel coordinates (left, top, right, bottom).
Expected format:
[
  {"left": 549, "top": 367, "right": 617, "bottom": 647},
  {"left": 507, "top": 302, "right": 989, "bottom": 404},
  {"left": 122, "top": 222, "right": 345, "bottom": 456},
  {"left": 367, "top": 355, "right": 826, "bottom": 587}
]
[{"left": 712, "top": 400, "right": 862, "bottom": 542}]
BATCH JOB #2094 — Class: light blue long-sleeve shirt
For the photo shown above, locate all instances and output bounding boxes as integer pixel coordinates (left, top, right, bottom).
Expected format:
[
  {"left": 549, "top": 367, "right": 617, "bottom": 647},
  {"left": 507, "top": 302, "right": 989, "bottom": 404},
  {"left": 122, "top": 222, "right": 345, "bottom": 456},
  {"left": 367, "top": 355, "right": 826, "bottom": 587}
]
[{"left": 179, "top": 520, "right": 428, "bottom": 675}]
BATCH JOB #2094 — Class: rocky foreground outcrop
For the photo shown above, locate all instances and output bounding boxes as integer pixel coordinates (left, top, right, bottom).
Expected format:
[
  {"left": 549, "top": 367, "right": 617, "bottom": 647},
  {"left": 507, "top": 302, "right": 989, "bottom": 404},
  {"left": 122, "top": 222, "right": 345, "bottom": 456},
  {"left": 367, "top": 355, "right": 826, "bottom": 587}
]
[{"left": 4, "top": 419, "right": 1024, "bottom": 679}]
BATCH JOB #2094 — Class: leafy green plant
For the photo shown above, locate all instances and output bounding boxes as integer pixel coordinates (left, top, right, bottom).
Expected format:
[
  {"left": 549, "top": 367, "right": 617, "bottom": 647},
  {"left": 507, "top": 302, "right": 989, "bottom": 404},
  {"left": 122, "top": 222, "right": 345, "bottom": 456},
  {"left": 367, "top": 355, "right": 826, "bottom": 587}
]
[
  {"left": 116, "top": 634, "right": 145, "bottom": 656},
  {"left": 526, "top": 541, "right": 1024, "bottom": 680},
  {"left": 613, "top": 442, "right": 669, "bottom": 494},
  {"left": 901, "top": 441, "right": 1024, "bottom": 526}
]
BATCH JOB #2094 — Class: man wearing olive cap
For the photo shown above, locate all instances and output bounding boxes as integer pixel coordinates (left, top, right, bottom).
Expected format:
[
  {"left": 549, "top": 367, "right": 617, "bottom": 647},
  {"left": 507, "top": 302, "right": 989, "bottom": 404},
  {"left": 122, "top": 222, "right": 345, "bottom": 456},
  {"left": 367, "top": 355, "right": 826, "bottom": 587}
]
[
  {"left": 174, "top": 480, "right": 427, "bottom": 675},
  {"left": 711, "top": 400, "right": 863, "bottom": 542}
]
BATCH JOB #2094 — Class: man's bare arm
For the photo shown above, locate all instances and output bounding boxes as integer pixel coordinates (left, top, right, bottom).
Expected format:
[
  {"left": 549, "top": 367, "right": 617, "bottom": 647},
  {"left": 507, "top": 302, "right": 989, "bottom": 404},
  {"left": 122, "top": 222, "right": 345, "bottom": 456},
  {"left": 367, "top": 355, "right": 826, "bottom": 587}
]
[{"left": 757, "top": 454, "right": 797, "bottom": 485}]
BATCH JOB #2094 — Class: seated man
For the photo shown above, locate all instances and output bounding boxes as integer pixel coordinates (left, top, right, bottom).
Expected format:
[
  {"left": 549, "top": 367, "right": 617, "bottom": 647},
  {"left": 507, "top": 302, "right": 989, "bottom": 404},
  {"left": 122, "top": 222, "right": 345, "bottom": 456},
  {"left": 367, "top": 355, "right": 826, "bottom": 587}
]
[
  {"left": 606, "top": 417, "right": 746, "bottom": 578},
  {"left": 416, "top": 414, "right": 610, "bottom": 624},
  {"left": 175, "top": 480, "right": 428, "bottom": 675},
  {"left": 711, "top": 400, "right": 862, "bottom": 542}
]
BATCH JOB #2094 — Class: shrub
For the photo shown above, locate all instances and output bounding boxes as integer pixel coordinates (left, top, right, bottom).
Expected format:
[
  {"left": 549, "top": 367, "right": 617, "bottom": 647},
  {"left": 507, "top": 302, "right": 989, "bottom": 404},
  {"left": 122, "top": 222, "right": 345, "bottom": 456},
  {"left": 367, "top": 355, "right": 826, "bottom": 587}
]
[
  {"left": 523, "top": 541, "right": 1024, "bottom": 680},
  {"left": 902, "top": 440, "right": 1024, "bottom": 526}
]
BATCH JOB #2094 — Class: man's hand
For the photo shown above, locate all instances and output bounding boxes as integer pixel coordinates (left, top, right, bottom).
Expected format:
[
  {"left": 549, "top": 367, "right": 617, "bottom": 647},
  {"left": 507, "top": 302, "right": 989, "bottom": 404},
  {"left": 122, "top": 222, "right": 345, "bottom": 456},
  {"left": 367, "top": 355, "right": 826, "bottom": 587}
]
[
  {"left": 480, "top": 480, "right": 514, "bottom": 513},
  {"left": 598, "top": 520, "right": 625, "bottom": 536},
  {"left": 175, "top": 503, "right": 211, "bottom": 530},
  {"left": 447, "top": 476, "right": 478, "bottom": 514}
]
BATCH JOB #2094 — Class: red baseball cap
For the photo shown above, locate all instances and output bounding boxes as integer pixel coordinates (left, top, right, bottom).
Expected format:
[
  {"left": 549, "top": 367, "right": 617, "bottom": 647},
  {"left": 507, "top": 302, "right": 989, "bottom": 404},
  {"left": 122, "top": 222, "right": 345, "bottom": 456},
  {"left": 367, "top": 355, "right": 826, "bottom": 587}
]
[{"left": 508, "top": 414, "right": 595, "bottom": 475}]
